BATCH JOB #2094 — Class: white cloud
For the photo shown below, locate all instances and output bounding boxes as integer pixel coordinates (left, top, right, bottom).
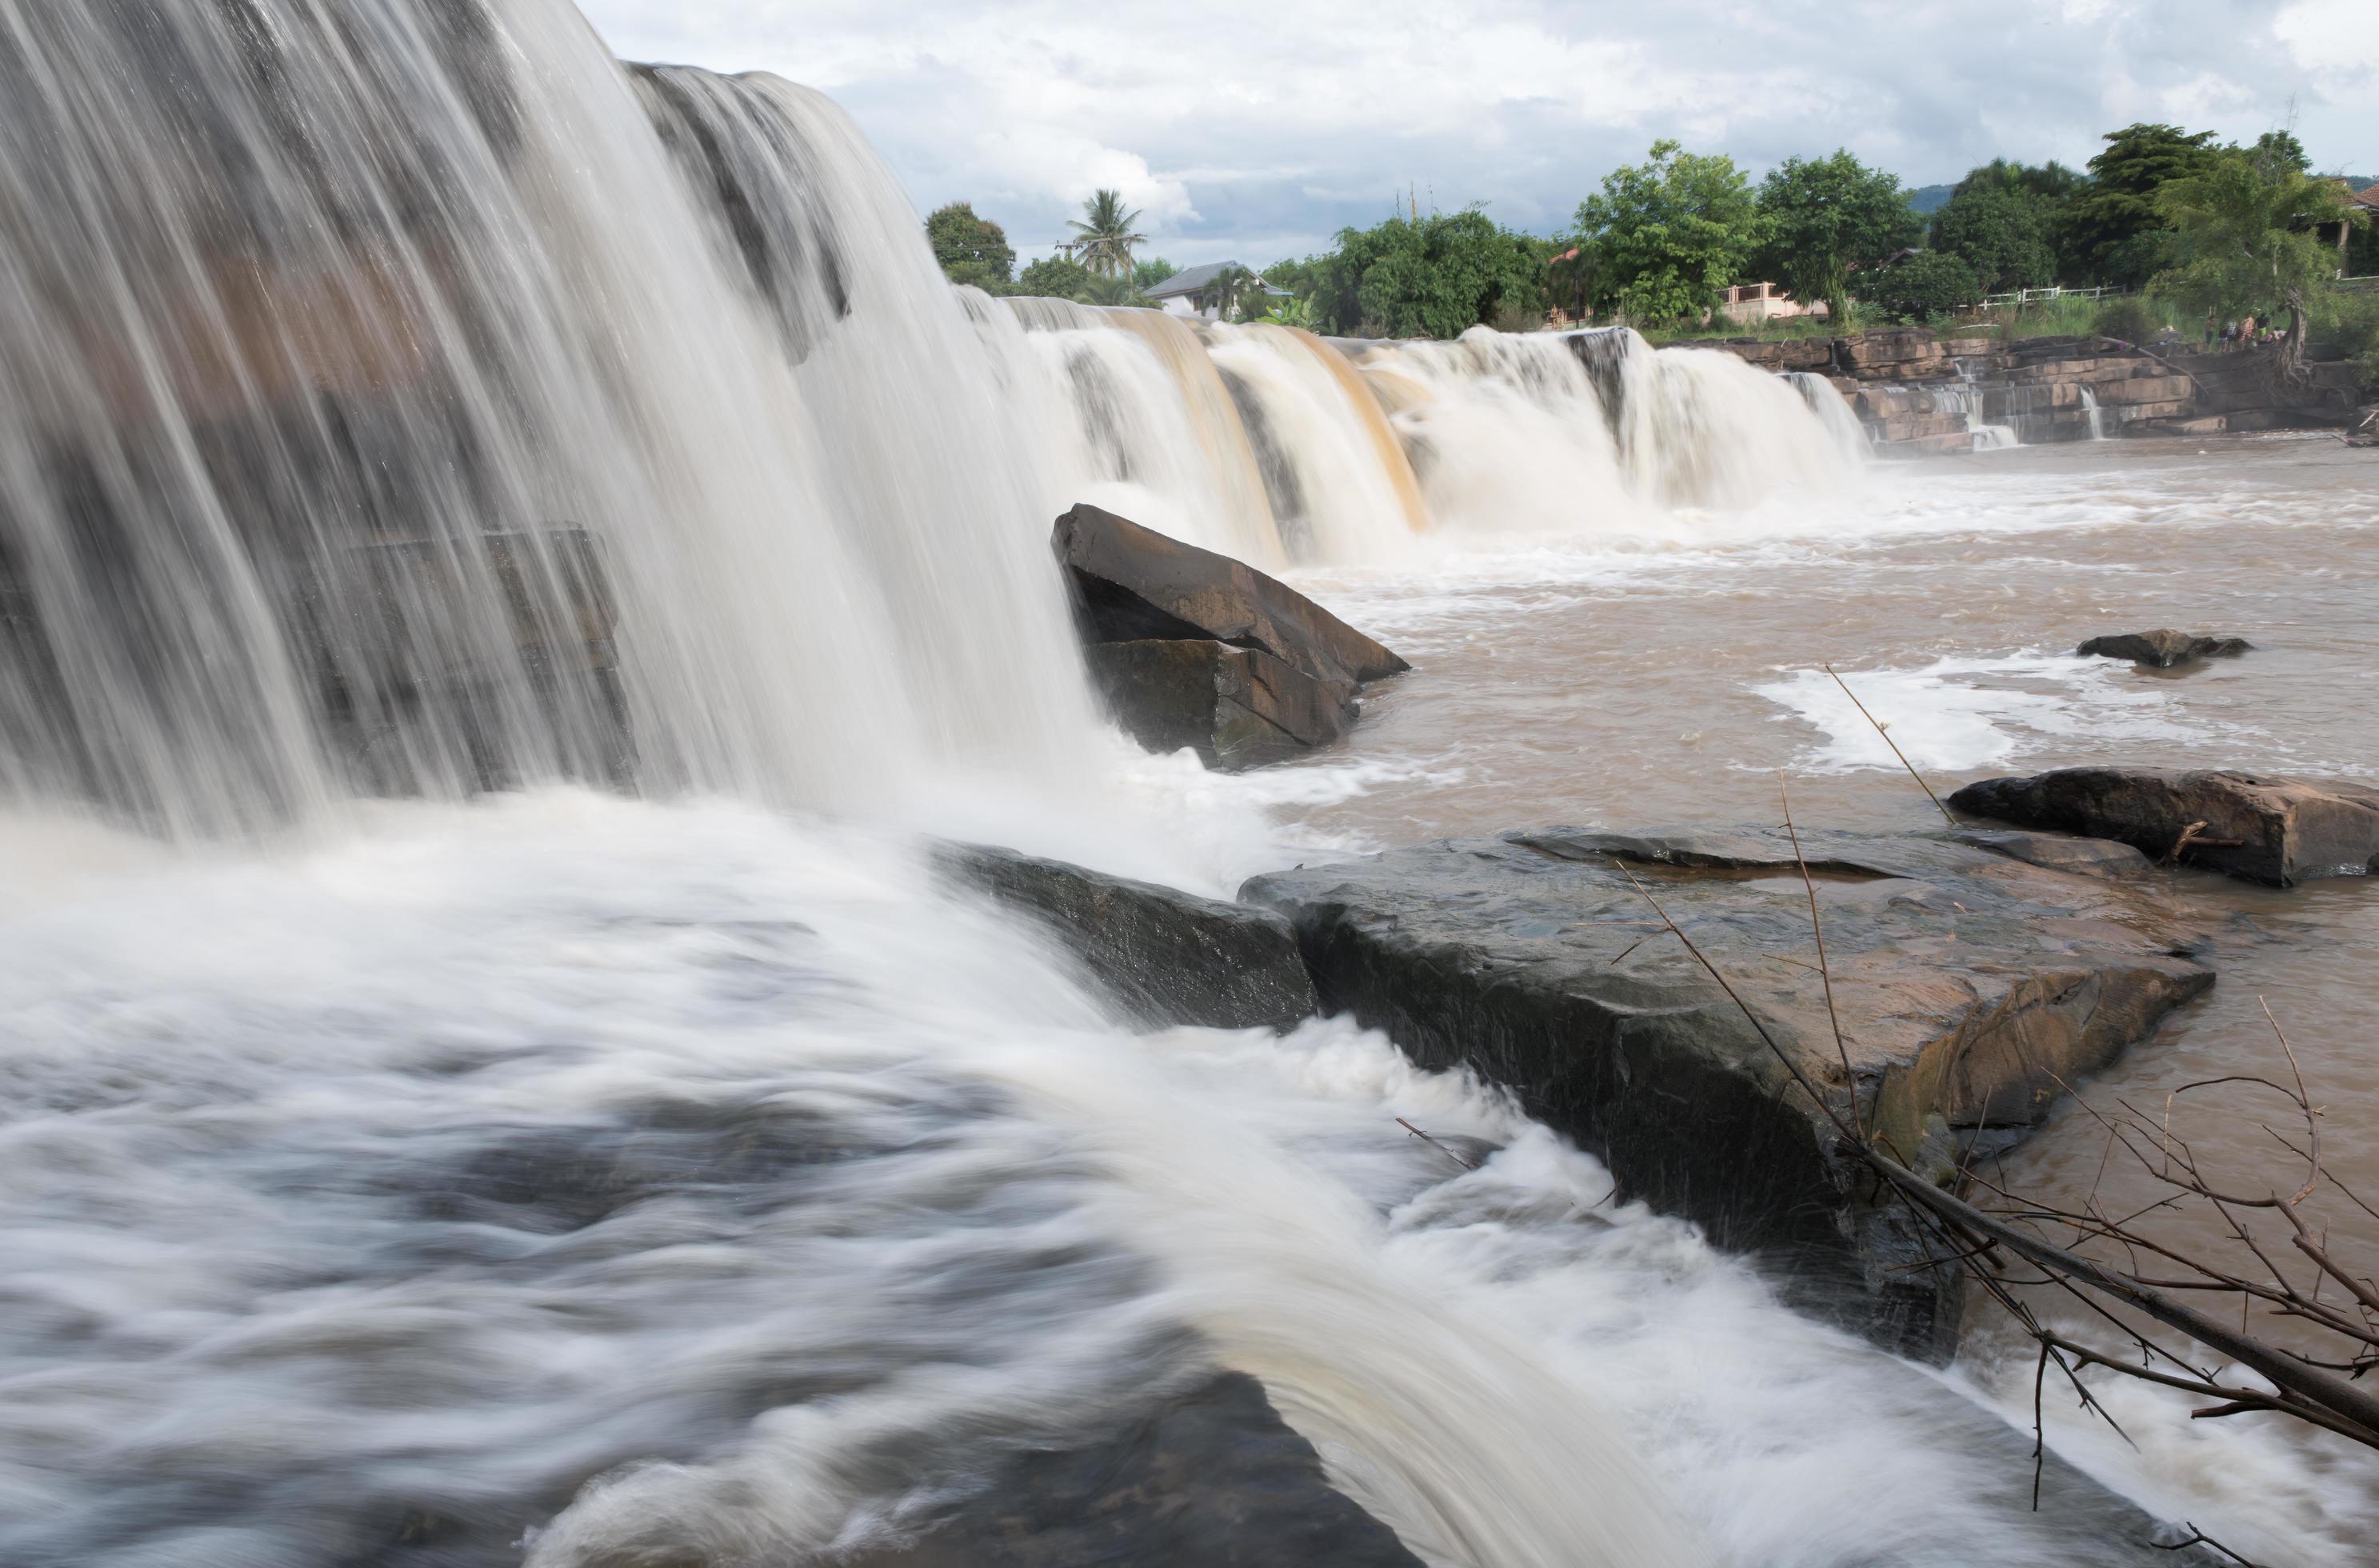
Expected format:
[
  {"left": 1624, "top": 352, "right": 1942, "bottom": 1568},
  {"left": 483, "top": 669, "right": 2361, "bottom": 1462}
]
[{"left": 578, "top": 0, "right": 2368, "bottom": 266}]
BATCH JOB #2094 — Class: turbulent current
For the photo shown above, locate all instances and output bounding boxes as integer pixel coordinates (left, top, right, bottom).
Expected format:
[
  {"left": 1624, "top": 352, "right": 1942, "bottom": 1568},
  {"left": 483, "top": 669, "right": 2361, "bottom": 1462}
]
[{"left": 2, "top": 3, "right": 2373, "bottom": 1566}]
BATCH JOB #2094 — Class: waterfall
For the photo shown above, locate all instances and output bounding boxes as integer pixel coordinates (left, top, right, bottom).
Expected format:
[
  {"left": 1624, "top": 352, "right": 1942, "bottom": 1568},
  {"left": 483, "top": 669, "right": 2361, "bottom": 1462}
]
[
  {"left": 2081, "top": 385, "right": 2106, "bottom": 441},
  {"left": 1935, "top": 385, "right": 2019, "bottom": 453},
  {"left": 0, "top": 1, "right": 1094, "bottom": 838}
]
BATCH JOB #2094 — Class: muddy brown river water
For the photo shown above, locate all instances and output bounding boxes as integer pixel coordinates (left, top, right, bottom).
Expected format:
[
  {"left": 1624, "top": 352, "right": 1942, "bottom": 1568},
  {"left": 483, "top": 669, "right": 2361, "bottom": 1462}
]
[{"left": 1249, "top": 430, "right": 2379, "bottom": 1550}]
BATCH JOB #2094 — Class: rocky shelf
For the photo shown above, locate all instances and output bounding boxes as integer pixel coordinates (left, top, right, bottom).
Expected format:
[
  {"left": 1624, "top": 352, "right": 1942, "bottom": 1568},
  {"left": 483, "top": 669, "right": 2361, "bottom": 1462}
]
[{"left": 1241, "top": 826, "right": 2214, "bottom": 1358}]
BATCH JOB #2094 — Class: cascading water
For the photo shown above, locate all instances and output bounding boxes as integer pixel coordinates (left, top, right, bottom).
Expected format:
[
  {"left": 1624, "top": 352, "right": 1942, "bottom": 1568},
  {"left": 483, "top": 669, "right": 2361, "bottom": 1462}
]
[
  {"left": 0, "top": 2, "right": 1103, "bottom": 839},
  {"left": 2081, "top": 384, "right": 2107, "bottom": 441},
  {"left": 2, "top": 6, "right": 2225, "bottom": 1566},
  {"left": 998, "top": 305, "right": 1870, "bottom": 566}
]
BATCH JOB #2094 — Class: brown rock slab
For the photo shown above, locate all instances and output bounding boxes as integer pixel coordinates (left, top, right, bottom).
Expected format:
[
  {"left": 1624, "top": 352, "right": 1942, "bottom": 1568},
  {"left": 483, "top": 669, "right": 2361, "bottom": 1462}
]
[
  {"left": 1086, "top": 638, "right": 1357, "bottom": 770},
  {"left": 1054, "top": 502, "right": 1406, "bottom": 689},
  {"left": 1951, "top": 767, "right": 2379, "bottom": 886},
  {"left": 1243, "top": 826, "right": 2213, "bottom": 1358}
]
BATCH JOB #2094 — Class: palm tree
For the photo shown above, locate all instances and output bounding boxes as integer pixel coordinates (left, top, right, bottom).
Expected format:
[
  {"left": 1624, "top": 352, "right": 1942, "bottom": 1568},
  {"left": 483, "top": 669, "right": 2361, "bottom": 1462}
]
[
  {"left": 1197, "top": 263, "right": 1257, "bottom": 319},
  {"left": 1067, "top": 190, "right": 1147, "bottom": 279}
]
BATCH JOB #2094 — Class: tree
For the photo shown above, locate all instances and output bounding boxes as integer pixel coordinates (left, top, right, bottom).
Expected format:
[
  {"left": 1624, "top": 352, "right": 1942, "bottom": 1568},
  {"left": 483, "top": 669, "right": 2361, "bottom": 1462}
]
[
  {"left": 1301, "top": 209, "right": 1548, "bottom": 338},
  {"left": 1066, "top": 190, "right": 1147, "bottom": 278},
  {"left": 2060, "top": 123, "right": 2220, "bottom": 287},
  {"left": 1197, "top": 263, "right": 1257, "bottom": 318},
  {"left": 1865, "top": 250, "right": 1981, "bottom": 323},
  {"left": 1752, "top": 150, "right": 1922, "bottom": 325},
  {"left": 1016, "top": 254, "right": 1094, "bottom": 298},
  {"left": 925, "top": 202, "right": 1015, "bottom": 291},
  {"left": 2151, "top": 150, "right": 2365, "bottom": 373},
  {"left": 1929, "top": 160, "right": 2081, "bottom": 292},
  {"left": 2250, "top": 129, "right": 2310, "bottom": 179},
  {"left": 1573, "top": 140, "right": 1761, "bottom": 326},
  {"left": 1133, "top": 257, "right": 1178, "bottom": 289}
]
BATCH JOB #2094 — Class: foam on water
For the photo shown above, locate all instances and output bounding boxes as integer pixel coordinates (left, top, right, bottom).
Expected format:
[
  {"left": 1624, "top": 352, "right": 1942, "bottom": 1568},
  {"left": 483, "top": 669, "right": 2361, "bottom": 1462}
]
[
  {"left": 13, "top": 791, "right": 2360, "bottom": 1566},
  {"left": 1751, "top": 653, "right": 2225, "bottom": 774}
]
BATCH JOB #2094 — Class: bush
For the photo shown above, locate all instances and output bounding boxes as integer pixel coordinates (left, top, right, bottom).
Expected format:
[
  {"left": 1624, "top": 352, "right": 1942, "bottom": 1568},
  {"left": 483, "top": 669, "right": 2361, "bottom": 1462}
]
[
  {"left": 1865, "top": 251, "right": 1981, "bottom": 323},
  {"left": 1015, "top": 255, "right": 1094, "bottom": 298}
]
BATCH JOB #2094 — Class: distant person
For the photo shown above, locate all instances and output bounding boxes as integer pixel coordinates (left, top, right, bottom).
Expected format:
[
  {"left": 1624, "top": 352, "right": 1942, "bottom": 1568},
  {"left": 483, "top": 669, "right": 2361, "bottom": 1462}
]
[{"left": 2204, "top": 310, "right": 2217, "bottom": 350}]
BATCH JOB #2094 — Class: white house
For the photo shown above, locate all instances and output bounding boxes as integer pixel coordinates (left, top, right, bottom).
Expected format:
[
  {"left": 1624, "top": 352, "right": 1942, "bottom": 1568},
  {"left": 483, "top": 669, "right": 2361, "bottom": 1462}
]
[{"left": 1143, "top": 261, "right": 1267, "bottom": 320}]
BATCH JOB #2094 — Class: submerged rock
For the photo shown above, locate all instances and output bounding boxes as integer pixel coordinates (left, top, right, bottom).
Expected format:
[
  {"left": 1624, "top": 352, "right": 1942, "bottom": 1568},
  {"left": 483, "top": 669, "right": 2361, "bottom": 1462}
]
[
  {"left": 2075, "top": 629, "right": 2253, "bottom": 666},
  {"left": 851, "top": 1372, "right": 1423, "bottom": 1568},
  {"left": 1053, "top": 503, "right": 1404, "bottom": 770},
  {"left": 1243, "top": 826, "right": 2213, "bottom": 1358},
  {"left": 1951, "top": 767, "right": 2379, "bottom": 887},
  {"left": 937, "top": 842, "right": 1317, "bottom": 1031}
]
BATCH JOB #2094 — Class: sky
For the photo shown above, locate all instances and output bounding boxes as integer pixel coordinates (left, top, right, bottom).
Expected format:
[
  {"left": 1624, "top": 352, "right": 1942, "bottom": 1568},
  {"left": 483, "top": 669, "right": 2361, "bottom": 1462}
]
[{"left": 578, "top": 1, "right": 2373, "bottom": 270}]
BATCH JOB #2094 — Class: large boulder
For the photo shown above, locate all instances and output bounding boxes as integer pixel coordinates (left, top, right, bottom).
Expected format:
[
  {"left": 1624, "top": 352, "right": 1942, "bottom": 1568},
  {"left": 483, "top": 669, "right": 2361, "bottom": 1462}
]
[
  {"left": 1054, "top": 502, "right": 1407, "bottom": 690},
  {"left": 1085, "top": 639, "right": 1357, "bottom": 770},
  {"left": 2075, "top": 629, "right": 2251, "bottom": 667},
  {"left": 937, "top": 842, "right": 1318, "bottom": 1031},
  {"left": 1951, "top": 767, "right": 2379, "bottom": 887},
  {"left": 1243, "top": 827, "right": 2213, "bottom": 1358}
]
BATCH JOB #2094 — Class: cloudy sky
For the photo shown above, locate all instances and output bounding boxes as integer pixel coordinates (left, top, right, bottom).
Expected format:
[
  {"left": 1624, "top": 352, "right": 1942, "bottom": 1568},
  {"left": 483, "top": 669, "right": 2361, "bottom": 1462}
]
[{"left": 579, "top": 1, "right": 2371, "bottom": 270}]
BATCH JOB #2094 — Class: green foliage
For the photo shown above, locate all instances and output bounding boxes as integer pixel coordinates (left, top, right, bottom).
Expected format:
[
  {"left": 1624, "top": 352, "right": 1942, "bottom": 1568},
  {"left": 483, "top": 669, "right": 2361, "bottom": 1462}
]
[
  {"left": 2061, "top": 123, "right": 2220, "bottom": 286},
  {"left": 2150, "top": 151, "right": 2364, "bottom": 352},
  {"left": 1261, "top": 255, "right": 1325, "bottom": 303},
  {"left": 1066, "top": 189, "right": 1147, "bottom": 278},
  {"left": 1015, "top": 254, "right": 1094, "bottom": 298},
  {"left": 2250, "top": 130, "right": 2310, "bottom": 179},
  {"left": 924, "top": 202, "right": 1014, "bottom": 290},
  {"left": 1133, "top": 257, "right": 1178, "bottom": 288},
  {"left": 1929, "top": 160, "right": 2081, "bottom": 290},
  {"left": 1752, "top": 150, "right": 1921, "bottom": 324},
  {"left": 1249, "top": 294, "right": 1321, "bottom": 330},
  {"left": 1305, "top": 209, "right": 1549, "bottom": 338},
  {"left": 1574, "top": 140, "right": 1762, "bottom": 325},
  {"left": 1931, "top": 186, "right": 2055, "bottom": 292},
  {"left": 1865, "top": 250, "right": 1981, "bottom": 324},
  {"left": 1198, "top": 263, "right": 1259, "bottom": 318}
]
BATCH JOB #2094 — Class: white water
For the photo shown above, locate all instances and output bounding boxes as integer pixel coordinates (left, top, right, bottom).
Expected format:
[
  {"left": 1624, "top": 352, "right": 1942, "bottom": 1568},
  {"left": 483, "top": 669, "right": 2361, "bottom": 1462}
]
[
  {"left": 2081, "top": 384, "right": 2108, "bottom": 441},
  {"left": 0, "top": 4, "right": 2284, "bottom": 1566},
  {"left": 1, "top": 793, "right": 2255, "bottom": 1567}
]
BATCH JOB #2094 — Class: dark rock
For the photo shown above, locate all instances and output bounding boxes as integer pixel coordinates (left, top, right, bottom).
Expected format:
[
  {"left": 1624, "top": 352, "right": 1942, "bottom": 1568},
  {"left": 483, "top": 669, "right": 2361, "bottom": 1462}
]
[
  {"left": 1951, "top": 767, "right": 2379, "bottom": 887},
  {"left": 1085, "top": 639, "right": 1357, "bottom": 771},
  {"left": 2075, "top": 630, "right": 2253, "bottom": 666},
  {"left": 851, "top": 1372, "right": 1422, "bottom": 1568},
  {"left": 938, "top": 843, "right": 1317, "bottom": 1031},
  {"left": 1949, "top": 828, "right": 2154, "bottom": 880},
  {"left": 1242, "top": 826, "right": 2213, "bottom": 1358},
  {"left": 1054, "top": 503, "right": 1407, "bottom": 688}
]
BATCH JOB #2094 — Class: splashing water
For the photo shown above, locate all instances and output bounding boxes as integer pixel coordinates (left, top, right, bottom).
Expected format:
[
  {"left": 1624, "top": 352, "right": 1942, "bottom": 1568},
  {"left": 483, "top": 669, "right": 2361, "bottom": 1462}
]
[{"left": 0, "top": 4, "right": 2233, "bottom": 1566}]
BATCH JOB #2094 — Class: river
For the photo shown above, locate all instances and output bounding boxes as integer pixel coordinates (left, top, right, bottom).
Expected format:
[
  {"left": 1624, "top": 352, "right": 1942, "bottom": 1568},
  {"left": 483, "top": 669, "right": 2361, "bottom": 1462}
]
[{"left": 2, "top": 3, "right": 2376, "bottom": 1564}]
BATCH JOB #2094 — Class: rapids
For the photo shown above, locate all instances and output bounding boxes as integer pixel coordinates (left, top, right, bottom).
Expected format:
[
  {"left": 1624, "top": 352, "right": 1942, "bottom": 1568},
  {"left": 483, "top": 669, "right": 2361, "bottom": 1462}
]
[{"left": 2, "top": 2, "right": 2369, "bottom": 1566}]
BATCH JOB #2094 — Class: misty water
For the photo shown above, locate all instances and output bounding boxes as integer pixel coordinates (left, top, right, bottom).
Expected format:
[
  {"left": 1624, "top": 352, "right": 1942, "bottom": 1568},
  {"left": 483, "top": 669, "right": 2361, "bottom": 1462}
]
[{"left": 2, "top": 4, "right": 2375, "bottom": 1566}]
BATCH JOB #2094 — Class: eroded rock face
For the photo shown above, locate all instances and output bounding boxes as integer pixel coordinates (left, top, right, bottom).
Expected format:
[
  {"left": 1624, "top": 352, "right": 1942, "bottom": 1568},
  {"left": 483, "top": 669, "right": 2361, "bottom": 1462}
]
[
  {"left": 1242, "top": 827, "right": 2213, "bottom": 1358},
  {"left": 1951, "top": 768, "right": 2379, "bottom": 887},
  {"left": 1086, "top": 639, "right": 1358, "bottom": 770},
  {"left": 2076, "top": 630, "right": 2253, "bottom": 667},
  {"left": 937, "top": 842, "right": 1318, "bottom": 1031},
  {"left": 1053, "top": 504, "right": 1405, "bottom": 772}
]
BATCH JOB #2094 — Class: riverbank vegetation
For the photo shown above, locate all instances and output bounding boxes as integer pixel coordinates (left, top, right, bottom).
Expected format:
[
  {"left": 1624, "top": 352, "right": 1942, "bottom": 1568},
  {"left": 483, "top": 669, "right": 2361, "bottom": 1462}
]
[{"left": 930, "top": 125, "right": 2372, "bottom": 371}]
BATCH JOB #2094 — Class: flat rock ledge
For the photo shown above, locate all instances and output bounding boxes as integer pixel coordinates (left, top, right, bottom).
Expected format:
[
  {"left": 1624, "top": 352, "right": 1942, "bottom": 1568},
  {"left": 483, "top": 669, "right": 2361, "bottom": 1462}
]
[
  {"left": 938, "top": 842, "right": 1317, "bottom": 1031},
  {"left": 1952, "top": 766, "right": 2379, "bottom": 887},
  {"left": 1243, "top": 826, "right": 2213, "bottom": 1358},
  {"left": 2076, "top": 630, "right": 2252, "bottom": 667}
]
